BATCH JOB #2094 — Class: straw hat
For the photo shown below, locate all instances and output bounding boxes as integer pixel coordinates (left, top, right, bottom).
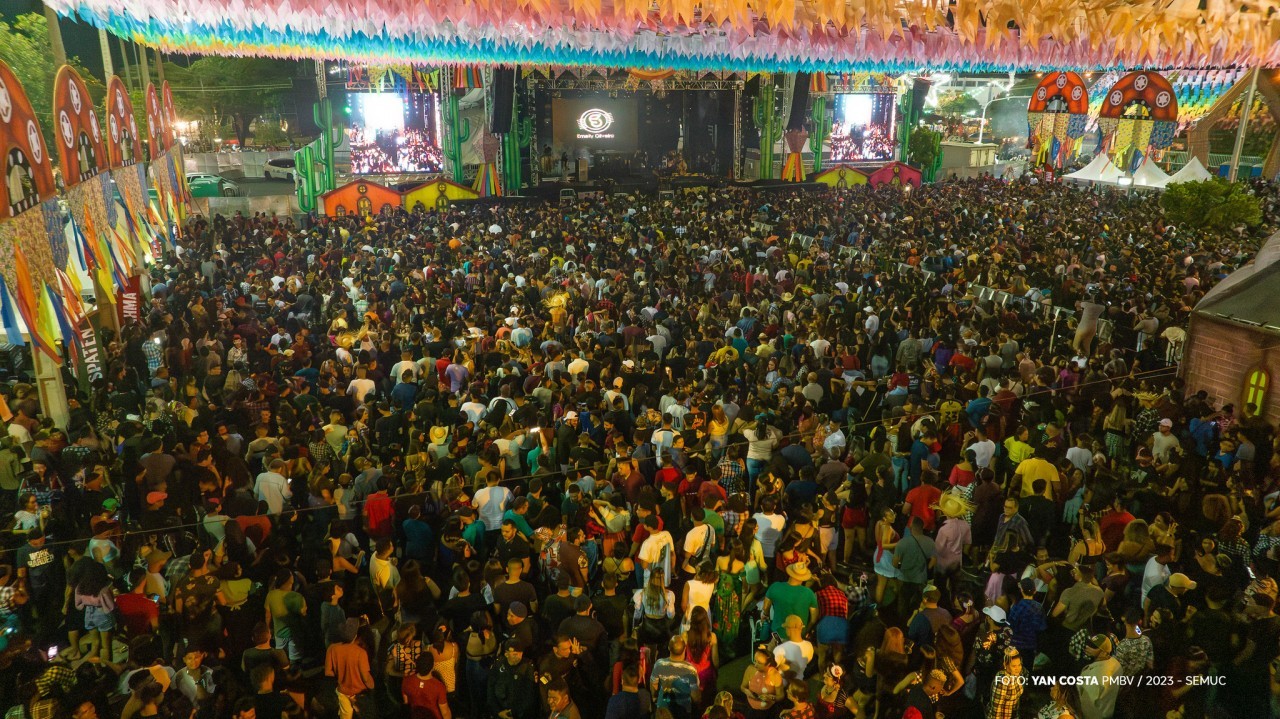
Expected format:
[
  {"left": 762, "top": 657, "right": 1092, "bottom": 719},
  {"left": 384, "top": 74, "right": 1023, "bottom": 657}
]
[
  {"left": 932, "top": 492, "right": 975, "bottom": 520},
  {"left": 785, "top": 561, "right": 813, "bottom": 582},
  {"left": 429, "top": 426, "right": 449, "bottom": 445}
]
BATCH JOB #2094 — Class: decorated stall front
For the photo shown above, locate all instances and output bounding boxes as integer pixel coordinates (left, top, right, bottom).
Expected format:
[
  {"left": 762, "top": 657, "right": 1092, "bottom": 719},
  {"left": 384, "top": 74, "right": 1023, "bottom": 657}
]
[
  {"left": 322, "top": 180, "right": 402, "bottom": 217},
  {"left": 402, "top": 179, "right": 480, "bottom": 212},
  {"left": 865, "top": 161, "right": 922, "bottom": 189},
  {"left": 1096, "top": 71, "right": 1179, "bottom": 173},
  {"left": 812, "top": 165, "right": 871, "bottom": 189}
]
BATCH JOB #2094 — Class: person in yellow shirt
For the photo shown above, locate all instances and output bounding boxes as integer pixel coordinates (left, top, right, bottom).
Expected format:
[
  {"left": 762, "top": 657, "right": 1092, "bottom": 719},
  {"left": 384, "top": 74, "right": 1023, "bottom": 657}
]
[
  {"left": 1014, "top": 446, "right": 1060, "bottom": 499},
  {"left": 1003, "top": 426, "right": 1034, "bottom": 470}
]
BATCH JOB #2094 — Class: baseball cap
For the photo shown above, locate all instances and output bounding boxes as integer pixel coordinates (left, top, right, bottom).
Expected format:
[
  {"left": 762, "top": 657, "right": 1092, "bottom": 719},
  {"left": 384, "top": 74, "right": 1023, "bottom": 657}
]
[
  {"left": 146, "top": 491, "right": 168, "bottom": 505},
  {"left": 1168, "top": 573, "right": 1198, "bottom": 590},
  {"left": 1159, "top": 418, "right": 1173, "bottom": 427},
  {"left": 508, "top": 601, "right": 529, "bottom": 618},
  {"left": 562, "top": 411, "right": 578, "bottom": 421}
]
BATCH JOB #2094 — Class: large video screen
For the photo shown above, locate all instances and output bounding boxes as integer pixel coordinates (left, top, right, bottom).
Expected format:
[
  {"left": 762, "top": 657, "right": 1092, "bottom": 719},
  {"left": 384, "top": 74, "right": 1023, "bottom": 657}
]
[
  {"left": 830, "top": 93, "right": 897, "bottom": 162},
  {"left": 347, "top": 91, "right": 443, "bottom": 174},
  {"left": 551, "top": 98, "right": 639, "bottom": 152}
]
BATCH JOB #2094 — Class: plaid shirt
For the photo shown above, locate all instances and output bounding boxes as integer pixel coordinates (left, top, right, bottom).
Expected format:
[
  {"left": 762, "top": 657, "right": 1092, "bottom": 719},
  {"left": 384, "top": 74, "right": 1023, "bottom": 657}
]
[
  {"left": 987, "top": 669, "right": 1023, "bottom": 719},
  {"left": 34, "top": 664, "right": 76, "bottom": 698},
  {"left": 816, "top": 584, "right": 848, "bottom": 619},
  {"left": 143, "top": 338, "right": 164, "bottom": 376},
  {"left": 1255, "top": 534, "right": 1280, "bottom": 559},
  {"left": 717, "top": 458, "right": 747, "bottom": 495}
]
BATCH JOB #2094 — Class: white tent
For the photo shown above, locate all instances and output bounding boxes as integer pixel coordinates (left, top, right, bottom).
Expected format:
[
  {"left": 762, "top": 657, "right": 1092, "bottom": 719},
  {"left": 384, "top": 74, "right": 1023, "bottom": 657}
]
[
  {"left": 1132, "top": 158, "right": 1172, "bottom": 189},
  {"left": 1064, "top": 154, "right": 1125, "bottom": 184},
  {"left": 1167, "top": 156, "right": 1215, "bottom": 185}
]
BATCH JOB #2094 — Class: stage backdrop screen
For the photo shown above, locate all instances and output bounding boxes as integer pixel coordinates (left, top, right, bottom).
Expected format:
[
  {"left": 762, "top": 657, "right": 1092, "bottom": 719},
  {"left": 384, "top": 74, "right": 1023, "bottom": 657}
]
[
  {"left": 830, "top": 93, "right": 897, "bottom": 162},
  {"left": 551, "top": 98, "right": 639, "bottom": 152},
  {"left": 347, "top": 91, "right": 443, "bottom": 174}
]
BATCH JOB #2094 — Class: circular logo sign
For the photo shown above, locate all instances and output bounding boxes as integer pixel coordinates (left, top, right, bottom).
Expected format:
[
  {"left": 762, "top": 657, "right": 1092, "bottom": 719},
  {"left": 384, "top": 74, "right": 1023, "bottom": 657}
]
[
  {"left": 26, "top": 120, "right": 42, "bottom": 163},
  {"left": 1036, "top": 87, "right": 1047, "bottom": 101},
  {"left": 1109, "top": 91, "right": 1124, "bottom": 106},
  {"left": 1055, "top": 75, "right": 1067, "bottom": 89},
  {"left": 110, "top": 115, "right": 119, "bottom": 143},
  {"left": 0, "top": 78, "right": 11, "bottom": 124},
  {"left": 1071, "top": 86, "right": 1083, "bottom": 102},
  {"left": 1133, "top": 74, "right": 1149, "bottom": 91},
  {"left": 89, "top": 110, "right": 100, "bottom": 142},
  {"left": 577, "top": 108, "right": 614, "bottom": 134},
  {"left": 1156, "top": 91, "right": 1171, "bottom": 108},
  {"left": 59, "top": 110, "right": 74, "bottom": 148}
]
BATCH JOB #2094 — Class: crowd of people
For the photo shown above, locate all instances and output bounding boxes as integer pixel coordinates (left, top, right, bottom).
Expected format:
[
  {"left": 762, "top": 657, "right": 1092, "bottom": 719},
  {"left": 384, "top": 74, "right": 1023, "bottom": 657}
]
[
  {"left": 829, "top": 126, "right": 896, "bottom": 162},
  {"left": 348, "top": 128, "right": 444, "bottom": 175},
  {"left": 1, "top": 173, "right": 1278, "bottom": 719}
]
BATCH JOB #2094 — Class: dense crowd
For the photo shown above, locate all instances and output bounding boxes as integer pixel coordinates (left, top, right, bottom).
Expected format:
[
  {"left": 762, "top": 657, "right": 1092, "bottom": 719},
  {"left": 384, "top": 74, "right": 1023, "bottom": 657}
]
[
  {"left": 1, "top": 174, "right": 1279, "bottom": 719},
  {"left": 348, "top": 128, "right": 445, "bottom": 175},
  {"left": 829, "top": 126, "right": 896, "bottom": 162}
]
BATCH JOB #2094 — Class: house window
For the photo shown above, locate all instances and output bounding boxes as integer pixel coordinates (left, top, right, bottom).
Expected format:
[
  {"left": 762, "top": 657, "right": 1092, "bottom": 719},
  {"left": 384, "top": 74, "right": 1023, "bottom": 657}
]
[{"left": 1245, "top": 368, "right": 1270, "bottom": 409}]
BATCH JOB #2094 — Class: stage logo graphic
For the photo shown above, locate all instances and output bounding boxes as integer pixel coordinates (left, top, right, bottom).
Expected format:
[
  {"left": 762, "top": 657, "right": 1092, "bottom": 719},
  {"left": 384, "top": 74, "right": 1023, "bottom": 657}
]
[{"left": 576, "top": 108, "right": 615, "bottom": 139}]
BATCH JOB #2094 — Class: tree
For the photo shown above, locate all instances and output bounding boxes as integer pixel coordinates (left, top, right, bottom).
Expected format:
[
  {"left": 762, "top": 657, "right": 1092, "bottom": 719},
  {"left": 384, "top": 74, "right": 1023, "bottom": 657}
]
[
  {"left": 909, "top": 128, "right": 941, "bottom": 167},
  {"left": 0, "top": 13, "right": 104, "bottom": 152},
  {"left": 936, "top": 90, "right": 979, "bottom": 118},
  {"left": 161, "top": 57, "right": 298, "bottom": 147},
  {"left": 1160, "top": 177, "right": 1263, "bottom": 232}
]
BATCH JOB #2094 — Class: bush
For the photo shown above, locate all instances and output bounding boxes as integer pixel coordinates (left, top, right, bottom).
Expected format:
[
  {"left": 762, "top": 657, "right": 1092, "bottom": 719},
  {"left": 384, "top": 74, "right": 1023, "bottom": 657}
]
[{"left": 1160, "top": 177, "right": 1262, "bottom": 232}]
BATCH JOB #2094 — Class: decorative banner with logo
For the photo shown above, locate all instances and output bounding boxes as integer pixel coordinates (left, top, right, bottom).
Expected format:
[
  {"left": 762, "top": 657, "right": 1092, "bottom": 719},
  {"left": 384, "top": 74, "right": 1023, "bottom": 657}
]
[
  {"left": 1096, "top": 71, "right": 1179, "bottom": 171},
  {"left": 0, "top": 61, "right": 65, "bottom": 361},
  {"left": 161, "top": 81, "right": 177, "bottom": 151},
  {"left": 104, "top": 76, "right": 143, "bottom": 168},
  {"left": 52, "top": 66, "right": 108, "bottom": 188},
  {"left": 0, "top": 61, "right": 58, "bottom": 221},
  {"left": 1026, "top": 71, "right": 1089, "bottom": 167},
  {"left": 144, "top": 83, "right": 163, "bottom": 159}
]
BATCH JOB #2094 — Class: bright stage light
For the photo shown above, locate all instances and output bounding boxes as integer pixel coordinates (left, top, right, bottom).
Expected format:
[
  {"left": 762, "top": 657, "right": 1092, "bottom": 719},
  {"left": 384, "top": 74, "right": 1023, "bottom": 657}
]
[{"left": 358, "top": 93, "right": 406, "bottom": 132}]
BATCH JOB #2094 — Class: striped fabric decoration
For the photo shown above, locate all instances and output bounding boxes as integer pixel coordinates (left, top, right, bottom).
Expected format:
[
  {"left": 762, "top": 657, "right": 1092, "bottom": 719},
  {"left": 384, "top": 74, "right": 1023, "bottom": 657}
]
[
  {"left": 810, "top": 72, "right": 828, "bottom": 93},
  {"left": 454, "top": 66, "right": 484, "bottom": 88}
]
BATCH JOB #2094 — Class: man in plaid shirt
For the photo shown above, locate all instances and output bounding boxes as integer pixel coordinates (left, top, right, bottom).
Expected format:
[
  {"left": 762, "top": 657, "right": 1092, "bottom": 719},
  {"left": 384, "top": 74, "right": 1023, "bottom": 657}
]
[{"left": 987, "top": 648, "right": 1024, "bottom": 719}]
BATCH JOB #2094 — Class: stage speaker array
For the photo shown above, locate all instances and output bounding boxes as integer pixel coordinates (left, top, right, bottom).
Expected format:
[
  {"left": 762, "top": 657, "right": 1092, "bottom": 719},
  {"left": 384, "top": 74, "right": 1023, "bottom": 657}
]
[
  {"left": 490, "top": 66, "right": 518, "bottom": 133},
  {"left": 787, "top": 72, "right": 811, "bottom": 130},
  {"left": 910, "top": 77, "right": 932, "bottom": 117}
]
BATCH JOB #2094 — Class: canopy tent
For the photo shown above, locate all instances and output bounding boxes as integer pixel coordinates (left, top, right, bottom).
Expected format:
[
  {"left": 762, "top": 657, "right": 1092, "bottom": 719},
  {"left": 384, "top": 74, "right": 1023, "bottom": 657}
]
[
  {"left": 1132, "top": 158, "right": 1172, "bottom": 189},
  {"left": 1064, "top": 154, "right": 1126, "bottom": 184},
  {"left": 45, "top": 0, "right": 1280, "bottom": 72},
  {"left": 1167, "top": 157, "right": 1215, "bottom": 185}
]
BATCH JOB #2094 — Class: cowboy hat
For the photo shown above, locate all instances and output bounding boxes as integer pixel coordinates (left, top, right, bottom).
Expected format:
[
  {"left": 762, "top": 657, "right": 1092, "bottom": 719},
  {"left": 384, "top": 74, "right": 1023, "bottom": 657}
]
[
  {"left": 785, "top": 561, "right": 813, "bottom": 582},
  {"left": 429, "top": 426, "right": 449, "bottom": 445}
]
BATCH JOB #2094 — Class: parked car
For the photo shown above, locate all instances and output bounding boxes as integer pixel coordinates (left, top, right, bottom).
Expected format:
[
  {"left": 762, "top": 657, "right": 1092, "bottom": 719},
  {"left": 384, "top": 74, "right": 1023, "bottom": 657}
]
[
  {"left": 263, "top": 157, "right": 296, "bottom": 181},
  {"left": 188, "top": 176, "right": 241, "bottom": 198}
]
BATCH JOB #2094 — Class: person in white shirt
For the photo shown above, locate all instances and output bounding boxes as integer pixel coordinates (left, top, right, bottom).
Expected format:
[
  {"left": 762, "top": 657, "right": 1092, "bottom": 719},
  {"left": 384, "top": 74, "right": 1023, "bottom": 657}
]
[
  {"left": 1065, "top": 435, "right": 1094, "bottom": 474},
  {"left": 965, "top": 428, "right": 997, "bottom": 469},
  {"left": 1079, "top": 634, "right": 1123, "bottom": 719},
  {"left": 637, "top": 516, "right": 675, "bottom": 587},
  {"left": 254, "top": 459, "right": 292, "bottom": 514},
  {"left": 473, "top": 474, "right": 512, "bottom": 533},
  {"left": 773, "top": 615, "right": 815, "bottom": 677},
  {"left": 1140, "top": 544, "right": 1174, "bottom": 602}
]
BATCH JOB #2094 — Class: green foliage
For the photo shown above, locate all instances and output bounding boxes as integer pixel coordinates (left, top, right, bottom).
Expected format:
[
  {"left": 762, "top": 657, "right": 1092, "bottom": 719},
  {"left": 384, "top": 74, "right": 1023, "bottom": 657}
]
[
  {"left": 162, "top": 57, "right": 298, "bottom": 147},
  {"left": 0, "top": 13, "right": 104, "bottom": 153},
  {"left": 1160, "top": 178, "right": 1263, "bottom": 231},
  {"left": 936, "top": 90, "right": 979, "bottom": 118},
  {"left": 908, "top": 128, "right": 942, "bottom": 170}
]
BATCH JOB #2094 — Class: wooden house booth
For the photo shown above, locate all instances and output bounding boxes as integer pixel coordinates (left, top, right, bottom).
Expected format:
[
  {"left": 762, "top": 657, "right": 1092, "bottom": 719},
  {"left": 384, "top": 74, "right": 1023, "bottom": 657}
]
[{"left": 321, "top": 180, "right": 401, "bottom": 217}]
